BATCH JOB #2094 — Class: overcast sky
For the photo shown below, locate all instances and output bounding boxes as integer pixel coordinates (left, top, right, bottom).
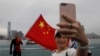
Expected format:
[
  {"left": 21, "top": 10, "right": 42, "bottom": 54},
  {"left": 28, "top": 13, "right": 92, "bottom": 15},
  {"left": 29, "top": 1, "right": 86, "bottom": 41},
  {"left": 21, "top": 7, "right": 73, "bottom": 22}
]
[{"left": 0, "top": 0, "right": 100, "bottom": 36}]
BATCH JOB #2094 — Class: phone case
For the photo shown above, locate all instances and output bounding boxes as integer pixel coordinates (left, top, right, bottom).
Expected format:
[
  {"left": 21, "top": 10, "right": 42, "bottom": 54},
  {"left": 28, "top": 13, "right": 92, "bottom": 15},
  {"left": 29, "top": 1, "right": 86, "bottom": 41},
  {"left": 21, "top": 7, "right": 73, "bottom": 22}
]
[{"left": 60, "top": 3, "right": 76, "bottom": 23}]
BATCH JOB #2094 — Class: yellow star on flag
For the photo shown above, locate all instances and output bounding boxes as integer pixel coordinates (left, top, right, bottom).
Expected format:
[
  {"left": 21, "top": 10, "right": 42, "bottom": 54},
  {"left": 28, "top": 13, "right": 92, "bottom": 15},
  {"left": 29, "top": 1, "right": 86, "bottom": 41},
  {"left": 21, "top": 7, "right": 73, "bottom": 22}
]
[{"left": 39, "top": 21, "right": 45, "bottom": 28}]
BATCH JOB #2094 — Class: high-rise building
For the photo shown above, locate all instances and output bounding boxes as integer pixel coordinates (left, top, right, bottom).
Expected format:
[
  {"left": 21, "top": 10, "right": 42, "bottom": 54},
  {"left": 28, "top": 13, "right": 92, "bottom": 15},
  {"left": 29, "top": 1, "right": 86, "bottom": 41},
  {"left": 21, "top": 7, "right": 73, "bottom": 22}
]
[
  {"left": 7, "top": 21, "right": 25, "bottom": 40},
  {"left": 11, "top": 30, "right": 25, "bottom": 40},
  {"left": 11, "top": 30, "right": 17, "bottom": 39},
  {"left": 8, "top": 21, "right": 11, "bottom": 40}
]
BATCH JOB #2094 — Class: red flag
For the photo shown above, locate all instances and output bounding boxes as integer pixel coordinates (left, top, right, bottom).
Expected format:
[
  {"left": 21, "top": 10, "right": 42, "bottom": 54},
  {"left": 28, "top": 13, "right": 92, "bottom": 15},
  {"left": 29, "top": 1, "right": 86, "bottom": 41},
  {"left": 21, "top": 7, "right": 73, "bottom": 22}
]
[{"left": 25, "top": 14, "right": 57, "bottom": 50}]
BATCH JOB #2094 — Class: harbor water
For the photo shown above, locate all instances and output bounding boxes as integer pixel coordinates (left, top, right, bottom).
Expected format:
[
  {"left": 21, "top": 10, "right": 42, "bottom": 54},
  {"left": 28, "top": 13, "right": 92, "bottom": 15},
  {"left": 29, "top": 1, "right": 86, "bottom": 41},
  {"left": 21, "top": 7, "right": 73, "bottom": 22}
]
[{"left": 0, "top": 39, "right": 100, "bottom": 56}]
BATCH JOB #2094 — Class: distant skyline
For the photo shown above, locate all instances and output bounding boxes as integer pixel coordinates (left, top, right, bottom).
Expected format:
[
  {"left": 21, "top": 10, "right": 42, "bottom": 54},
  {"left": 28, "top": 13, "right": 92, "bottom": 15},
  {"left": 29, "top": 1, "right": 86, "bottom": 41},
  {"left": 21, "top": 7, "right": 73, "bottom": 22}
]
[{"left": 0, "top": 0, "right": 100, "bottom": 36}]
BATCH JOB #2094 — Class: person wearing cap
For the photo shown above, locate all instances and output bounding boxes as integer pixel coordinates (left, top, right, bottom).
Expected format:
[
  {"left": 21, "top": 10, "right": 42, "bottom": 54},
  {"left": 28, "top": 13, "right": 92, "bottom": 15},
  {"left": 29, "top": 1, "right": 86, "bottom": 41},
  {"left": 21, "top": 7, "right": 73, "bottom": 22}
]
[{"left": 52, "top": 14, "right": 89, "bottom": 56}]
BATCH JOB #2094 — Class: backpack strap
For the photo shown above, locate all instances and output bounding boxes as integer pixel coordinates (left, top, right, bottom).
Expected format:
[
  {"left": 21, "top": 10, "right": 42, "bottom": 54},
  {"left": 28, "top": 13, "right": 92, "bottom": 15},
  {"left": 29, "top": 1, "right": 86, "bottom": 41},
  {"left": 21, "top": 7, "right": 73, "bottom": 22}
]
[
  {"left": 66, "top": 52, "right": 68, "bottom": 56},
  {"left": 52, "top": 49, "right": 56, "bottom": 53}
]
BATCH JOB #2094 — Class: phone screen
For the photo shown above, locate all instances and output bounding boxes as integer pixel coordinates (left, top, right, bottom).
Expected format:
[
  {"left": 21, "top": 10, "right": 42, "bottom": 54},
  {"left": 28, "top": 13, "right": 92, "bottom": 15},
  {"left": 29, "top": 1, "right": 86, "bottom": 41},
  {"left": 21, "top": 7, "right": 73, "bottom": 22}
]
[{"left": 60, "top": 3, "right": 76, "bottom": 23}]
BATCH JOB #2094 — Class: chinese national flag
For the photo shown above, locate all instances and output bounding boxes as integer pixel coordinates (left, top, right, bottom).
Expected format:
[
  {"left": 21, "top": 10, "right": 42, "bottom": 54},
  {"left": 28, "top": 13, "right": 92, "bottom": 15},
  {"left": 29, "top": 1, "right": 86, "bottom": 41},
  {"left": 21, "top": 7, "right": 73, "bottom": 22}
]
[{"left": 25, "top": 14, "right": 57, "bottom": 50}]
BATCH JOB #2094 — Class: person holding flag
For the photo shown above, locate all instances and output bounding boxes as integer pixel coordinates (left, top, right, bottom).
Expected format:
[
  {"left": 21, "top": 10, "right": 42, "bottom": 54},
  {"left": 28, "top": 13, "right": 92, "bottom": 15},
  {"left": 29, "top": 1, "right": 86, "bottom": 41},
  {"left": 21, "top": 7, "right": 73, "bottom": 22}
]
[{"left": 25, "top": 14, "right": 88, "bottom": 56}]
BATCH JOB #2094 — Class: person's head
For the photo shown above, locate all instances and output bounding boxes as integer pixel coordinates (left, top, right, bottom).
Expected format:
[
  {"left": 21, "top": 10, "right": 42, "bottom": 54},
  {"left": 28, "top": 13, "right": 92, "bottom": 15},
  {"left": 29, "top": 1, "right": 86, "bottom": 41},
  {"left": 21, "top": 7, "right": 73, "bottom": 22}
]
[
  {"left": 55, "top": 32, "right": 69, "bottom": 49},
  {"left": 15, "top": 33, "right": 21, "bottom": 41},
  {"left": 15, "top": 33, "right": 19, "bottom": 39}
]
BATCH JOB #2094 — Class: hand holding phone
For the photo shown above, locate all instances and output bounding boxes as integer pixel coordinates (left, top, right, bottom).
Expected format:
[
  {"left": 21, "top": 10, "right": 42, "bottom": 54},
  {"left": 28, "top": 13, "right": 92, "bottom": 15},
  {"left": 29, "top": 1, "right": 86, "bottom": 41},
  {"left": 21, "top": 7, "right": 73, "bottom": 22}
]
[{"left": 59, "top": 3, "right": 76, "bottom": 35}]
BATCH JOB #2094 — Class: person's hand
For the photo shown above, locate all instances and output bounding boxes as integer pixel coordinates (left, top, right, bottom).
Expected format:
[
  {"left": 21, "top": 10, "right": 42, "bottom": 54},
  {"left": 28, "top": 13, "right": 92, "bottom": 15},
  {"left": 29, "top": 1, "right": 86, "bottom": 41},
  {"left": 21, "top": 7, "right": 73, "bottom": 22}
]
[
  {"left": 9, "top": 51, "right": 12, "bottom": 55},
  {"left": 57, "top": 14, "right": 88, "bottom": 46}
]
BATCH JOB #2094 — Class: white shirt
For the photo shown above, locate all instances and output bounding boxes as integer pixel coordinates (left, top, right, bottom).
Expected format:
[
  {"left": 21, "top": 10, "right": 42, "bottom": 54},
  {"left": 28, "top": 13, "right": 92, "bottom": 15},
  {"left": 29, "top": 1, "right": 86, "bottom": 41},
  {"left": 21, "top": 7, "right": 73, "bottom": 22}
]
[{"left": 52, "top": 48, "right": 76, "bottom": 56}]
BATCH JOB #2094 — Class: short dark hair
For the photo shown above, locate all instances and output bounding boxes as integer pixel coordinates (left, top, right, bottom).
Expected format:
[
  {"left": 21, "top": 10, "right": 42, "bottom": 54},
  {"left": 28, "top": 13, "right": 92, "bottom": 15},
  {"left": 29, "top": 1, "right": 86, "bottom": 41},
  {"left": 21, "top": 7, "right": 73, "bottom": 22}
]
[{"left": 55, "top": 32, "right": 61, "bottom": 38}]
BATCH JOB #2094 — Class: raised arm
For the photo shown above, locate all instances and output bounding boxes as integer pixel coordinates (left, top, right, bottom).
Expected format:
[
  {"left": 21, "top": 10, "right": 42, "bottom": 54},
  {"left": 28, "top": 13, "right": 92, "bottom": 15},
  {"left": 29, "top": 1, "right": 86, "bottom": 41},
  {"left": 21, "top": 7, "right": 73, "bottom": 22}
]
[
  {"left": 57, "top": 14, "right": 88, "bottom": 56},
  {"left": 10, "top": 39, "right": 14, "bottom": 55}
]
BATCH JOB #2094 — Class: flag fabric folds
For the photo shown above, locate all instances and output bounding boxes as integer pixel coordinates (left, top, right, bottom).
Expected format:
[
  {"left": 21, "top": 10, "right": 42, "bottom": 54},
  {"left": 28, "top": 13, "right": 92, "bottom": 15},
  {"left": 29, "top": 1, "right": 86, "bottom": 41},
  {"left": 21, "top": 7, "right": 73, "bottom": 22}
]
[{"left": 25, "top": 14, "right": 57, "bottom": 50}]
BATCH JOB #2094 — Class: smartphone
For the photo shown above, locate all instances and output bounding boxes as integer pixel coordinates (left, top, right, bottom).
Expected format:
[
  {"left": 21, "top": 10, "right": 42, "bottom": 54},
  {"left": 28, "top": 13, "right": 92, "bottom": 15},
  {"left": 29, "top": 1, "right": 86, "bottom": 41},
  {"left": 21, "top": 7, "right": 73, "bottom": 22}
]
[{"left": 60, "top": 3, "right": 76, "bottom": 23}]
